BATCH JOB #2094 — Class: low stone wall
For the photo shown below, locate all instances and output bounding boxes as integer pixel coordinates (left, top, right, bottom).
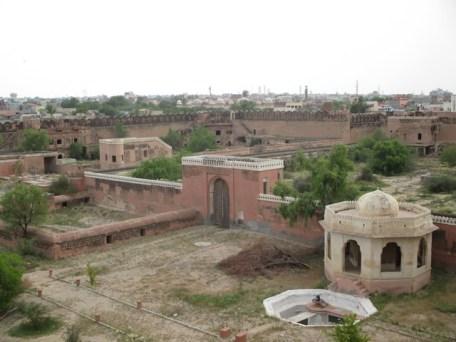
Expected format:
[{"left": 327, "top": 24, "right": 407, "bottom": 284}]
[{"left": 0, "top": 208, "right": 201, "bottom": 259}]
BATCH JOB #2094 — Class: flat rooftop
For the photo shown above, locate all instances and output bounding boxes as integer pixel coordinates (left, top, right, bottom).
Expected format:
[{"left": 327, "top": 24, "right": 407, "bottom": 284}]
[{"left": 182, "top": 154, "right": 284, "bottom": 171}]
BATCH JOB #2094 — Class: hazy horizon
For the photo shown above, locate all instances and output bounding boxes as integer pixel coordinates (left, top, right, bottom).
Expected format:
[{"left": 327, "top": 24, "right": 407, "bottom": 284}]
[{"left": 1, "top": 0, "right": 455, "bottom": 98}]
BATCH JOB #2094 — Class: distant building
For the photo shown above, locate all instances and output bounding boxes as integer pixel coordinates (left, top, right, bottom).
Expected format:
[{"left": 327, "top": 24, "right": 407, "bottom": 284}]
[{"left": 99, "top": 137, "right": 172, "bottom": 169}]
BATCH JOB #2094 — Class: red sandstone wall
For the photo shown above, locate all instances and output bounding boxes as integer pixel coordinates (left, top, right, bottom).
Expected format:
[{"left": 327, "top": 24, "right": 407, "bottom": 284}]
[
  {"left": 86, "top": 177, "right": 184, "bottom": 214},
  {"left": 0, "top": 159, "right": 17, "bottom": 176},
  {"left": 0, "top": 208, "right": 201, "bottom": 259},
  {"left": 432, "top": 222, "right": 456, "bottom": 271}
]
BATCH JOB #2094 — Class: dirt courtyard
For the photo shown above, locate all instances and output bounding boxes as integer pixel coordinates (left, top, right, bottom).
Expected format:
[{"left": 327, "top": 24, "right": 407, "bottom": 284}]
[{"left": 1, "top": 225, "right": 421, "bottom": 341}]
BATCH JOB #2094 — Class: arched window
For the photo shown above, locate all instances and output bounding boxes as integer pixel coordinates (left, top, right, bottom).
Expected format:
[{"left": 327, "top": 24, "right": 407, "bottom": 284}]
[
  {"left": 381, "top": 242, "right": 401, "bottom": 272},
  {"left": 327, "top": 233, "right": 331, "bottom": 260},
  {"left": 344, "top": 240, "right": 361, "bottom": 274},
  {"left": 417, "top": 238, "right": 426, "bottom": 268}
]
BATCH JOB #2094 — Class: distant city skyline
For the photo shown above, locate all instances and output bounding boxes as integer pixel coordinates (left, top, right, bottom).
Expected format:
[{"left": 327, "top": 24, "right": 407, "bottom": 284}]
[{"left": 1, "top": 0, "right": 455, "bottom": 98}]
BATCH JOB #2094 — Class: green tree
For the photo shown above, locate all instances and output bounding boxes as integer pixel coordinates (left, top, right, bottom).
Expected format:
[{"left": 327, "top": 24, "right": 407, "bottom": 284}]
[
  {"left": 48, "top": 175, "right": 76, "bottom": 195},
  {"left": 370, "top": 139, "right": 411, "bottom": 176},
  {"left": 20, "top": 129, "right": 49, "bottom": 152},
  {"left": 273, "top": 181, "right": 296, "bottom": 198},
  {"left": 230, "top": 100, "right": 256, "bottom": 111},
  {"left": 330, "top": 314, "right": 369, "bottom": 342},
  {"left": 61, "top": 97, "right": 79, "bottom": 108},
  {"left": 349, "top": 129, "right": 386, "bottom": 162},
  {"left": 162, "top": 129, "right": 183, "bottom": 150},
  {"left": 68, "top": 143, "right": 85, "bottom": 160},
  {"left": 114, "top": 122, "right": 127, "bottom": 138},
  {"left": 45, "top": 103, "right": 56, "bottom": 115},
  {"left": 350, "top": 96, "right": 369, "bottom": 114},
  {"left": 75, "top": 101, "right": 100, "bottom": 114},
  {"left": 440, "top": 145, "right": 456, "bottom": 167},
  {"left": 289, "top": 149, "right": 308, "bottom": 171},
  {"left": 0, "top": 183, "right": 48, "bottom": 237},
  {"left": 0, "top": 252, "right": 24, "bottom": 313},
  {"left": 132, "top": 156, "right": 181, "bottom": 181},
  {"left": 188, "top": 127, "right": 216, "bottom": 152}
]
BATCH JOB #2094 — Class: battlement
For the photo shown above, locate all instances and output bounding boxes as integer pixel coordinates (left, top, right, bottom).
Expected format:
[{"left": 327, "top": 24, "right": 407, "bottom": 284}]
[
  {"left": 235, "top": 111, "right": 348, "bottom": 122},
  {"left": 350, "top": 113, "right": 386, "bottom": 128}
]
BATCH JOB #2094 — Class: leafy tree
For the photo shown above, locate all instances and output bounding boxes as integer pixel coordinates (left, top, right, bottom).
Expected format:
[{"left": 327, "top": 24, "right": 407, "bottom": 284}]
[
  {"left": 188, "top": 127, "right": 216, "bottom": 153},
  {"left": 61, "top": 97, "right": 79, "bottom": 108},
  {"left": 289, "top": 150, "right": 308, "bottom": 171},
  {"left": 0, "top": 183, "right": 48, "bottom": 237},
  {"left": 45, "top": 103, "right": 56, "bottom": 115},
  {"left": 20, "top": 129, "right": 49, "bottom": 152},
  {"left": 75, "top": 101, "right": 100, "bottom": 114},
  {"left": 440, "top": 145, "right": 456, "bottom": 167},
  {"left": 48, "top": 175, "right": 76, "bottom": 195},
  {"left": 230, "top": 100, "right": 256, "bottom": 111},
  {"left": 68, "top": 142, "right": 85, "bottom": 160},
  {"left": 330, "top": 314, "right": 369, "bottom": 342},
  {"left": 162, "top": 129, "right": 183, "bottom": 150},
  {"left": 106, "top": 95, "right": 130, "bottom": 108},
  {"left": 114, "top": 122, "right": 127, "bottom": 138},
  {"left": 132, "top": 156, "right": 181, "bottom": 181},
  {"left": 370, "top": 139, "right": 411, "bottom": 176},
  {"left": 279, "top": 145, "right": 358, "bottom": 223},
  {"left": 272, "top": 181, "right": 296, "bottom": 198},
  {"left": 0, "top": 252, "right": 24, "bottom": 313},
  {"left": 350, "top": 96, "right": 369, "bottom": 113},
  {"left": 99, "top": 103, "right": 119, "bottom": 116},
  {"left": 349, "top": 129, "right": 386, "bottom": 163}
]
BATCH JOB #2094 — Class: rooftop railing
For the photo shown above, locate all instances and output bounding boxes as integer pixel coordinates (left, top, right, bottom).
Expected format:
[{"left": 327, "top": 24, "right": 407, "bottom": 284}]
[
  {"left": 182, "top": 155, "right": 284, "bottom": 171},
  {"left": 84, "top": 171, "right": 183, "bottom": 190}
]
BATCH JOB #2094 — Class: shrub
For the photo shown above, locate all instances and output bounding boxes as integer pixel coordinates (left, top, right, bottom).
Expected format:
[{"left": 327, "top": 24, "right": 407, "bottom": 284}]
[
  {"left": 423, "top": 175, "right": 456, "bottom": 193},
  {"left": 17, "top": 238, "right": 38, "bottom": 256},
  {"left": 0, "top": 252, "right": 24, "bottom": 313},
  {"left": 293, "top": 177, "right": 311, "bottom": 193},
  {"left": 370, "top": 139, "right": 411, "bottom": 176},
  {"left": 20, "top": 129, "right": 49, "bottom": 152},
  {"left": 329, "top": 314, "right": 370, "bottom": 342},
  {"left": 49, "top": 175, "right": 76, "bottom": 195},
  {"left": 272, "top": 181, "right": 296, "bottom": 198},
  {"left": 65, "top": 324, "right": 81, "bottom": 342},
  {"left": 9, "top": 302, "right": 61, "bottom": 338},
  {"left": 357, "top": 166, "right": 375, "bottom": 181},
  {"left": 162, "top": 128, "right": 183, "bottom": 150},
  {"left": 68, "top": 143, "right": 85, "bottom": 160},
  {"left": 132, "top": 156, "right": 181, "bottom": 181},
  {"left": 188, "top": 127, "right": 216, "bottom": 152},
  {"left": 440, "top": 145, "right": 456, "bottom": 167},
  {"left": 86, "top": 263, "right": 97, "bottom": 286}
]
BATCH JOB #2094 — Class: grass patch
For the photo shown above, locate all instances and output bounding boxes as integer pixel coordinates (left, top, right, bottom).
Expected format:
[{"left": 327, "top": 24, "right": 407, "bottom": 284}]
[
  {"left": 435, "top": 302, "right": 456, "bottom": 313},
  {"left": 174, "top": 288, "right": 246, "bottom": 309},
  {"left": 8, "top": 317, "right": 61, "bottom": 338}
]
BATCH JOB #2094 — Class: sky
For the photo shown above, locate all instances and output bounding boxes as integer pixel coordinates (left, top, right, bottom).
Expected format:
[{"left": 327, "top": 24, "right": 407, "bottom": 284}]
[{"left": 0, "top": 0, "right": 455, "bottom": 98}]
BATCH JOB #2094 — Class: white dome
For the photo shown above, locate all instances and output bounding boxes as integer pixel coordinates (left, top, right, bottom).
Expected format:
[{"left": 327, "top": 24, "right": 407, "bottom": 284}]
[{"left": 356, "top": 190, "right": 399, "bottom": 217}]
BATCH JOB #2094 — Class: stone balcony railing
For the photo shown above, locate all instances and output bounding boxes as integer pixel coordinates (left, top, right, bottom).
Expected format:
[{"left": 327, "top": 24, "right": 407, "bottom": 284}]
[
  {"left": 182, "top": 155, "right": 284, "bottom": 171},
  {"left": 84, "top": 171, "right": 183, "bottom": 190},
  {"left": 432, "top": 215, "right": 456, "bottom": 225},
  {"left": 322, "top": 201, "right": 436, "bottom": 238},
  {"left": 257, "top": 193, "right": 295, "bottom": 204}
]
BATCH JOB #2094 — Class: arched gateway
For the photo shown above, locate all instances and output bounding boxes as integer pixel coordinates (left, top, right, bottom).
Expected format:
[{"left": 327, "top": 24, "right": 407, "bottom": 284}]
[{"left": 212, "top": 178, "right": 230, "bottom": 228}]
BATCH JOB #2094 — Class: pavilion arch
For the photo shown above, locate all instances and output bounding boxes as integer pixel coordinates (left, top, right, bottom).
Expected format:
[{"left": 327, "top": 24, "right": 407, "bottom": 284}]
[
  {"left": 417, "top": 237, "right": 427, "bottom": 268},
  {"left": 381, "top": 242, "right": 402, "bottom": 272},
  {"left": 344, "top": 240, "right": 361, "bottom": 274}
]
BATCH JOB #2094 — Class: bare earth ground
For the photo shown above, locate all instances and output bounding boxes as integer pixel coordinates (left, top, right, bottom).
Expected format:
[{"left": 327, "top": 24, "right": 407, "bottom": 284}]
[{"left": 0, "top": 225, "right": 430, "bottom": 342}]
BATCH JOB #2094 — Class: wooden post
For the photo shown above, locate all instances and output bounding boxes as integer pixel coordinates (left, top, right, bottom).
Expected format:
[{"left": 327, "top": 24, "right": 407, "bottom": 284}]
[
  {"left": 48, "top": 269, "right": 53, "bottom": 278},
  {"left": 235, "top": 332, "right": 247, "bottom": 342},
  {"left": 219, "top": 327, "right": 231, "bottom": 338},
  {"left": 95, "top": 314, "right": 101, "bottom": 323},
  {"left": 136, "top": 301, "right": 142, "bottom": 310},
  {"left": 37, "top": 289, "right": 42, "bottom": 298},
  {"left": 75, "top": 279, "right": 80, "bottom": 287}
]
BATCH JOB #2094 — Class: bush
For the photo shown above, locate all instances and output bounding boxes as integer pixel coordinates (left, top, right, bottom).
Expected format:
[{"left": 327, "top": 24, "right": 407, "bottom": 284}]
[
  {"left": 86, "top": 263, "right": 97, "bottom": 286},
  {"left": 423, "top": 175, "right": 456, "bottom": 193},
  {"left": 65, "top": 324, "right": 81, "bottom": 342},
  {"left": 188, "top": 127, "right": 216, "bottom": 153},
  {"left": 0, "top": 252, "right": 24, "bottom": 313},
  {"left": 272, "top": 181, "right": 296, "bottom": 198},
  {"left": 68, "top": 143, "right": 85, "bottom": 160},
  {"left": 49, "top": 175, "right": 76, "bottom": 195},
  {"left": 370, "top": 139, "right": 411, "bottom": 176},
  {"left": 132, "top": 156, "right": 181, "bottom": 181},
  {"left": 293, "top": 177, "right": 311, "bottom": 193},
  {"left": 9, "top": 302, "right": 61, "bottom": 338},
  {"left": 20, "top": 129, "right": 49, "bottom": 152},
  {"left": 162, "top": 129, "right": 183, "bottom": 150},
  {"left": 357, "top": 166, "right": 375, "bottom": 181},
  {"left": 329, "top": 314, "right": 370, "bottom": 342},
  {"left": 16, "top": 238, "right": 38, "bottom": 257},
  {"left": 440, "top": 145, "right": 456, "bottom": 167}
]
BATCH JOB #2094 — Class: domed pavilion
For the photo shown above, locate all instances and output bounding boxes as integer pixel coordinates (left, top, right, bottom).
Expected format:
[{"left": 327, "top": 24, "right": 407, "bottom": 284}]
[{"left": 320, "top": 190, "right": 438, "bottom": 294}]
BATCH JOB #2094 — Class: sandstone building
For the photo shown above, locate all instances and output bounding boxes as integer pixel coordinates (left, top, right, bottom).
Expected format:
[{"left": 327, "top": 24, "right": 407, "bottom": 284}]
[
  {"left": 321, "top": 190, "right": 437, "bottom": 294},
  {"left": 99, "top": 137, "right": 172, "bottom": 169}
]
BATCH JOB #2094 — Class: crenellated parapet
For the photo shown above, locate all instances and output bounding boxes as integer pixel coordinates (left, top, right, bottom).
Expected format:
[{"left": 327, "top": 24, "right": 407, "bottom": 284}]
[
  {"left": 235, "top": 111, "right": 348, "bottom": 122},
  {"left": 350, "top": 113, "right": 386, "bottom": 128}
]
